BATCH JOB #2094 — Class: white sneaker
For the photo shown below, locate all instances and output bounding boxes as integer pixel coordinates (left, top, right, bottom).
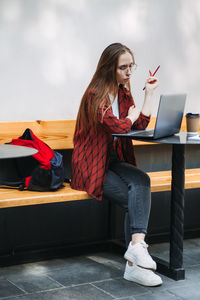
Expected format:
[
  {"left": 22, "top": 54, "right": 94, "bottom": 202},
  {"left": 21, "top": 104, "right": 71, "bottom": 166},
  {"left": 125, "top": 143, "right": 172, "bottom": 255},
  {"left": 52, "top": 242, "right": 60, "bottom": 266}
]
[
  {"left": 124, "top": 241, "right": 157, "bottom": 270},
  {"left": 124, "top": 262, "right": 162, "bottom": 287}
]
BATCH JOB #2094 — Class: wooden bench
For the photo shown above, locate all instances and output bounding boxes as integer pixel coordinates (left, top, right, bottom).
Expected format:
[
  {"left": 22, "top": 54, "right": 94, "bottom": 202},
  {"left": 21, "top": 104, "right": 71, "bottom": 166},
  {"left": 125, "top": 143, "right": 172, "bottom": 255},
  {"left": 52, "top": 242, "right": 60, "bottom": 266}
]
[{"left": 0, "top": 117, "right": 200, "bottom": 208}]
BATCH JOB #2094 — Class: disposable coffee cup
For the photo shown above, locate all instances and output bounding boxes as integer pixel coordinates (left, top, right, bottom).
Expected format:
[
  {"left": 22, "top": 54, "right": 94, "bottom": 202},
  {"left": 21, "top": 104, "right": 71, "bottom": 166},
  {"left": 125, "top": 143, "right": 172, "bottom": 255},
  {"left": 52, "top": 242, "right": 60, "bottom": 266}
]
[{"left": 186, "top": 113, "right": 200, "bottom": 135}]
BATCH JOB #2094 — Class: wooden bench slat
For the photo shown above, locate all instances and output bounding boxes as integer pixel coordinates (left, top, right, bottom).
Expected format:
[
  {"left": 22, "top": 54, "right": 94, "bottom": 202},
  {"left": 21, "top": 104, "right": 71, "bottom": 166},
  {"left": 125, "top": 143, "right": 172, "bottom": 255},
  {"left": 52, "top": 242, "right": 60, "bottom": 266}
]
[
  {"left": 0, "top": 183, "right": 91, "bottom": 208},
  {"left": 0, "top": 169, "right": 200, "bottom": 208},
  {"left": 0, "top": 120, "right": 76, "bottom": 149},
  {"left": 0, "top": 116, "right": 197, "bottom": 149},
  {"left": 148, "top": 169, "right": 200, "bottom": 192},
  {"left": 0, "top": 117, "right": 199, "bottom": 209}
]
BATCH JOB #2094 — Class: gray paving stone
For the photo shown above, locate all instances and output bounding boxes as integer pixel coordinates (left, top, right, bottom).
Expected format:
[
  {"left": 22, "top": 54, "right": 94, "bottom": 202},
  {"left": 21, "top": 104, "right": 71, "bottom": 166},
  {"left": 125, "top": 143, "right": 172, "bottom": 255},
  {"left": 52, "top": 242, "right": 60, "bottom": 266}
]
[
  {"left": 134, "top": 290, "right": 182, "bottom": 299},
  {"left": 116, "top": 298, "right": 136, "bottom": 300},
  {"left": 167, "top": 284, "right": 200, "bottom": 300},
  {"left": 0, "top": 279, "right": 25, "bottom": 299},
  {"left": 1, "top": 239, "right": 200, "bottom": 300},
  {"left": 93, "top": 278, "right": 149, "bottom": 298},
  {"left": 115, "top": 297, "right": 136, "bottom": 300},
  {"left": 25, "top": 256, "right": 89, "bottom": 274},
  {"left": 86, "top": 252, "right": 125, "bottom": 271},
  {"left": 149, "top": 242, "right": 169, "bottom": 254},
  {"left": 8, "top": 274, "right": 62, "bottom": 293},
  {"left": 142, "top": 276, "right": 187, "bottom": 292},
  {"left": 0, "top": 257, "right": 100, "bottom": 280},
  {"left": 11, "top": 284, "right": 115, "bottom": 299},
  {"left": 149, "top": 243, "right": 169, "bottom": 262},
  {"left": 184, "top": 264, "right": 200, "bottom": 282},
  {"left": 182, "top": 253, "right": 200, "bottom": 267},
  {"left": 183, "top": 245, "right": 200, "bottom": 256},
  {"left": 0, "top": 264, "right": 33, "bottom": 280},
  {"left": 46, "top": 259, "right": 122, "bottom": 286},
  {"left": 0, "top": 257, "right": 88, "bottom": 279},
  {"left": 149, "top": 240, "right": 200, "bottom": 268},
  {"left": 184, "top": 238, "right": 200, "bottom": 248}
]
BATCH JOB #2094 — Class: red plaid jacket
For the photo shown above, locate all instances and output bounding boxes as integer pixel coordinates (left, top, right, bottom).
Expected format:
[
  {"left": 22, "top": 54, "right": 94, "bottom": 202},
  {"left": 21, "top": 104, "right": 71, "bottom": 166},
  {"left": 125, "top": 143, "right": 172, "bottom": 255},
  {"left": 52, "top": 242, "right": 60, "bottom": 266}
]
[{"left": 71, "top": 85, "right": 150, "bottom": 200}]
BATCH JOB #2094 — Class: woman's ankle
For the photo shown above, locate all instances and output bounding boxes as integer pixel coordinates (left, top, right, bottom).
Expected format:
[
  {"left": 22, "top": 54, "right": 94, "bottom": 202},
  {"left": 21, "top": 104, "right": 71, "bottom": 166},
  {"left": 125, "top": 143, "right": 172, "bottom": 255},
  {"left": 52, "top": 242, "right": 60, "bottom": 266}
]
[{"left": 131, "top": 233, "right": 145, "bottom": 245}]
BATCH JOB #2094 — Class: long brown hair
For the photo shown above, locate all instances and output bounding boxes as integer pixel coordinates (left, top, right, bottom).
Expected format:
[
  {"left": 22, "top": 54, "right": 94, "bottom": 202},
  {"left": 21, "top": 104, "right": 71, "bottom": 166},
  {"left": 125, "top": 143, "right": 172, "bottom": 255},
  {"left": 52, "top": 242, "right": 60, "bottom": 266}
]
[{"left": 75, "top": 43, "right": 135, "bottom": 134}]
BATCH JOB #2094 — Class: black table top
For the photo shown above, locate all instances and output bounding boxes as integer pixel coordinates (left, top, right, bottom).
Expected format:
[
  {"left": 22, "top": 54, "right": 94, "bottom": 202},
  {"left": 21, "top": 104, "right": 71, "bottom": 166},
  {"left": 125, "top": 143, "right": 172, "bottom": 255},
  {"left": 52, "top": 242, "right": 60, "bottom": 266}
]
[
  {"left": 0, "top": 144, "right": 38, "bottom": 159},
  {"left": 113, "top": 132, "right": 200, "bottom": 145}
]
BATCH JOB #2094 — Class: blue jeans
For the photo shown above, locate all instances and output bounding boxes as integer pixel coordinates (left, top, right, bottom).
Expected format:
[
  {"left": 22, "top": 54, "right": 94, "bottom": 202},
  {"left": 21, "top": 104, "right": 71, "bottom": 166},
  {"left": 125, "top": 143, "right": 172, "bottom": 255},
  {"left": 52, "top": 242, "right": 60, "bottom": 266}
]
[{"left": 103, "top": 152, "right": 151, "bottom": 247}]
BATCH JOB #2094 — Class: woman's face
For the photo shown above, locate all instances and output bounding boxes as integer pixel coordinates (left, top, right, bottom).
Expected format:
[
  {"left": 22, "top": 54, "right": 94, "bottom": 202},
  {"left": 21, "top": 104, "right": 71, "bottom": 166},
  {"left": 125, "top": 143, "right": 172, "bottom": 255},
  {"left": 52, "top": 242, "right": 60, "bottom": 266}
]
[{"left": 116, "top": 51, "right": 134, "bottom": 86}]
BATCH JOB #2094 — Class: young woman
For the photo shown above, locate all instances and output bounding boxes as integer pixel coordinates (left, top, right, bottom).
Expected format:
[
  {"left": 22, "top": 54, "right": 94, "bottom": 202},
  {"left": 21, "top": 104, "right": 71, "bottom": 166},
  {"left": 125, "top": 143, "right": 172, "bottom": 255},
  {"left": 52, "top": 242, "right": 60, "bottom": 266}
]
[{"left": 71, "top": 43, "right": 162, "bottom": 286}]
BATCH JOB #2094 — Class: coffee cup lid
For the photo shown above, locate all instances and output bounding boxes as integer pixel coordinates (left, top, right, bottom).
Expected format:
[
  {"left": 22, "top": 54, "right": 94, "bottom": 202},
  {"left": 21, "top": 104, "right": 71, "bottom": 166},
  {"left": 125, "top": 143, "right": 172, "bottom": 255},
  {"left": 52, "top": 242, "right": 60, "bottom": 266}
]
[{"left": 186, "top": 113, "right": 200, "bottom": 118}]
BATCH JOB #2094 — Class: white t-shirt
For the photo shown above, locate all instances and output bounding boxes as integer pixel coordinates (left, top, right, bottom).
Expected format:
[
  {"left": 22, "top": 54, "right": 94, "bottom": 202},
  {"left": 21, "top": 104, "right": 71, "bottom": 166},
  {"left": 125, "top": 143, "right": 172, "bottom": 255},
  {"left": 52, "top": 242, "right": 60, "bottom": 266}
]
[
  {"left": 110, "top": 95, "right": 119, "bottom": 142},
  {"left": 110, "top": 95, "right": 119, "bottom": 119}
]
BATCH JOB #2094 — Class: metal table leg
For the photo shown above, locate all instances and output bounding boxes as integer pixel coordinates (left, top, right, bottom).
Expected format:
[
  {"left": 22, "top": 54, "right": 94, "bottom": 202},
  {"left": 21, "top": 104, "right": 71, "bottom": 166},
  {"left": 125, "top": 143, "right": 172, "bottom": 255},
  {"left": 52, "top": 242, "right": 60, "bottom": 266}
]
[
  {"left": 153, "top": 144, "right": 185, "bottom": 280},
  {"left": 170, "top": 144, "right": 185, "bottom": 279}
]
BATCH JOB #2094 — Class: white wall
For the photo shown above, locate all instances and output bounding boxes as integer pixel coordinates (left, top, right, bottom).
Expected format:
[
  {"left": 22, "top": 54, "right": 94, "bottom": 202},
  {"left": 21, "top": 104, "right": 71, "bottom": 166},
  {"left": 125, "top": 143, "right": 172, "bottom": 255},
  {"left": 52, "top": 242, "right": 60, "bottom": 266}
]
[{"left": 0, "top": 0, "right": 200, "bottom": 121}]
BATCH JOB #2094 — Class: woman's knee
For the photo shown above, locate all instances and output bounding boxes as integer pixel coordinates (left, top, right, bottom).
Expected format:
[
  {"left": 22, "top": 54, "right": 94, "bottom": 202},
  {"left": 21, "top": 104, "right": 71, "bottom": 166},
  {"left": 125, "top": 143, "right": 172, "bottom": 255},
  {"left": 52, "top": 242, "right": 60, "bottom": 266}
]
[
  {"left": 134, "top": 169, "right": 150, "bottom": 187},
  {"left": 121, "top": 164, "right": 150, "bottom": 188},
  {"left": 110, "top": 162, "right": 150, "bottom": 188}
]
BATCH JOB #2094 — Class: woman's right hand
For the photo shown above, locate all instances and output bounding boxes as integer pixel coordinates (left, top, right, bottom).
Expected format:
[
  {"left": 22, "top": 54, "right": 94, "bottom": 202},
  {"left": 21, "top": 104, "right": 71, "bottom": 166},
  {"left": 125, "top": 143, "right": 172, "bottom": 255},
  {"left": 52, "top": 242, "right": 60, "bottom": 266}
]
[{"left": 127, "top": 105, "right": 140, "bottom": 123}]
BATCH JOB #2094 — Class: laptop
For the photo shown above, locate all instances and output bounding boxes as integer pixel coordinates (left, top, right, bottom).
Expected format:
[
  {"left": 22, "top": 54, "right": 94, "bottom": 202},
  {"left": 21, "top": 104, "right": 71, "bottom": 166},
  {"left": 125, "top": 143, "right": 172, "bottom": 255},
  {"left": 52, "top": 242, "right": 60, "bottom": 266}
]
[{"left": 114, "top": 94, "right": 186, "bottom": 139}]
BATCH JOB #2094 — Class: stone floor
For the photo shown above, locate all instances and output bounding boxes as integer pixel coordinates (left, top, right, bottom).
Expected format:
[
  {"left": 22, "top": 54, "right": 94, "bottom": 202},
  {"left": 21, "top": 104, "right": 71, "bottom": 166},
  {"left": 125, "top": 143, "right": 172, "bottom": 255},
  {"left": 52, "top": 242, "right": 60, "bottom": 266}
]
[{"left": 0, "top": 238, "right": 200, "bottom": 300}]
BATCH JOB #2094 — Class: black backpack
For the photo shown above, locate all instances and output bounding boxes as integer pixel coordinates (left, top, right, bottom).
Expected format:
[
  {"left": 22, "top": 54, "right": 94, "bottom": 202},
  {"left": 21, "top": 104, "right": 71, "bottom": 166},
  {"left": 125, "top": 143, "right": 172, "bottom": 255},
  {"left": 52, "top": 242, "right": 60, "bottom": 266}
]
[{"left": 0, "top": 128, "right": 65, "bottom": 191}]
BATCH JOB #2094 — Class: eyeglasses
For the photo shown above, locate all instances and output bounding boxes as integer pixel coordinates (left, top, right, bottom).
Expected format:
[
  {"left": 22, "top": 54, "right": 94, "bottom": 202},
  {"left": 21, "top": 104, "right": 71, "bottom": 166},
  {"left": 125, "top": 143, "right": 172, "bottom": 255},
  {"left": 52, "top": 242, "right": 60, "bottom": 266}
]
[{"left": 118, "top": 64, "right": 137, "bottom": 72}]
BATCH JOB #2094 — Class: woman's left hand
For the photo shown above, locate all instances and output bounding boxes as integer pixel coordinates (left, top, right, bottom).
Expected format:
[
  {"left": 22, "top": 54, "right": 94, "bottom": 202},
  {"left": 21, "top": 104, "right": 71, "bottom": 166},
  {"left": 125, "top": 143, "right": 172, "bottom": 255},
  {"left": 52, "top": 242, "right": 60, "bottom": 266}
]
[{"left": 145, "top": 70, "right": 159, "bottom": 92}]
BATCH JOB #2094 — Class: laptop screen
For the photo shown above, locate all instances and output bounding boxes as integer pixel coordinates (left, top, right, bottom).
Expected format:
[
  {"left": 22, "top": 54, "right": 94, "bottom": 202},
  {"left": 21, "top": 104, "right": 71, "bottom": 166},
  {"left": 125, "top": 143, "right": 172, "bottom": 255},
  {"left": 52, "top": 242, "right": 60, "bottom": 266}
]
[{"left": 154, "top": 94, "right": 186, "bottom": 139}]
